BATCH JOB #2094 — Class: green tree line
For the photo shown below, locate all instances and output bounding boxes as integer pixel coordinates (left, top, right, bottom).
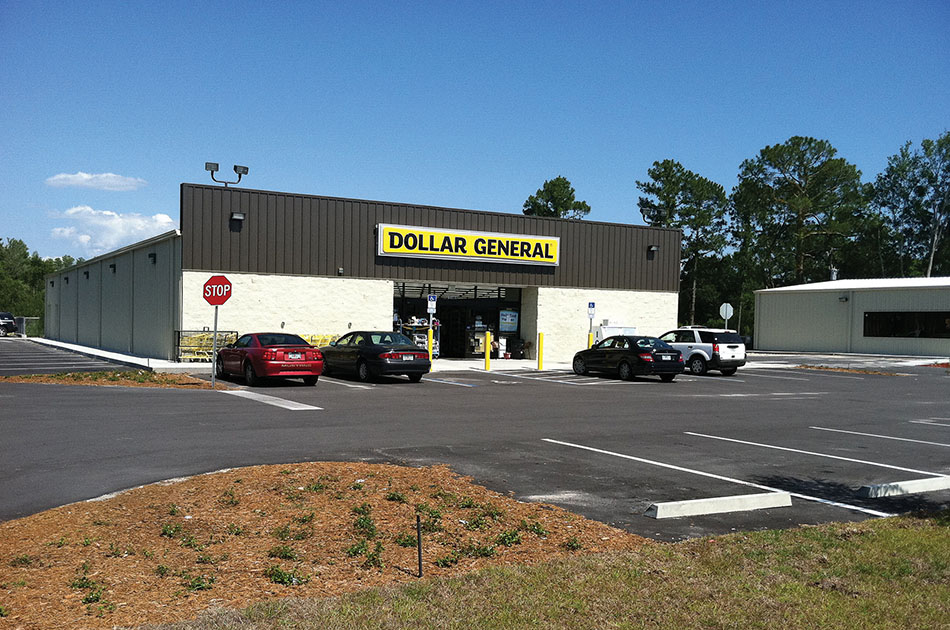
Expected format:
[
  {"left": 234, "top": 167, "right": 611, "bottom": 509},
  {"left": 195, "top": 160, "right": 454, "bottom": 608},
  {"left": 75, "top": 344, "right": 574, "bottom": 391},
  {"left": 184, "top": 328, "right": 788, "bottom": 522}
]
[
  {"left": 632, "top": 132, "right": 949, "bottom": 334},
  {"left": 0, "top": 239, "right": 80, "bottom": 331}
]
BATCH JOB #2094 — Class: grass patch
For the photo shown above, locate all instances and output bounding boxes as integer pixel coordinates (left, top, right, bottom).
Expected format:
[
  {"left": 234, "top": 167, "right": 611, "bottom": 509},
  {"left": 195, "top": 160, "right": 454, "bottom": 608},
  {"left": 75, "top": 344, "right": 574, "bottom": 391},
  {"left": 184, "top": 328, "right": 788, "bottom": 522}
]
[{"left": 151, "top": 509, "right": 950, "bottom": 629}]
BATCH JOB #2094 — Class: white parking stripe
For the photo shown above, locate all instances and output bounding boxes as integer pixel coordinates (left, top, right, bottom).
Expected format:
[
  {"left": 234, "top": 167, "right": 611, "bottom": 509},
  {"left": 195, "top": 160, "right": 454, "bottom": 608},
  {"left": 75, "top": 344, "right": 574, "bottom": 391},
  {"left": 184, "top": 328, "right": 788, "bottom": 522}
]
[
  {"left": 740, "top": 372, "right": 810, "bottom": 381},
  {"left": 424, "top": 377, "right": 477, "bottom": 387},
  {"left": 910, "top": 419, "right": 950, "bottom": 427},
  {"left": 318, "top": 378, "right": 373, "bottom": 390},
  {"left": 684, "top": 432, "right": 946, "bottom": 476},
  {"left": 542, "top": 438, "right": 892, "bottom": 518},
  {"left": 222, "top": 390, "right": 322, "bottom": 410},
  {"left": 811, "top": 426, "right": 950, "bottom": 448}
]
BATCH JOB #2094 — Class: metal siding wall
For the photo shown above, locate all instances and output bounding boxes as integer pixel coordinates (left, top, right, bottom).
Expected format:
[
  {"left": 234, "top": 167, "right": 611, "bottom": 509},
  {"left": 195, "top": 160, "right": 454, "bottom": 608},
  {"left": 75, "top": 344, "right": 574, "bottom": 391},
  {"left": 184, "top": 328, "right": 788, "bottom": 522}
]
[
  {"left": 180, "top": 184, "right": 680, "bottom": 291},
  {"left": 100, "top": 254, "right": 133, "bottom": 353},
  {"left": 76, "top": 262, "right": 102, "bottom": 347},
  {"left": 851, "top": 288, "right": 950, "bottom": 355}
]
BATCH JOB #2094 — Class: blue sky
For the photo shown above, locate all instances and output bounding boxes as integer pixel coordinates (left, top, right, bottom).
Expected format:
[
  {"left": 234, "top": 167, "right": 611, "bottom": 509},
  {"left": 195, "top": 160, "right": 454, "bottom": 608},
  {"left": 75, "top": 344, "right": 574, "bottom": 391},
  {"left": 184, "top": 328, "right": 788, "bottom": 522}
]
[{"left": 1, "top": 1, "right": 947, "bottom": 259}]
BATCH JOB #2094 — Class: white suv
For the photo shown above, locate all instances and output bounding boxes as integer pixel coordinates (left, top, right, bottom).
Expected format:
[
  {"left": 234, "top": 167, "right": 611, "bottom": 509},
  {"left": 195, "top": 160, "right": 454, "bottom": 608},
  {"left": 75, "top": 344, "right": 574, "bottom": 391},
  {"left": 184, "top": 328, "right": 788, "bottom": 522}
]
[{"left": 658, "top": 327, "right": 746, "bottom": 376}]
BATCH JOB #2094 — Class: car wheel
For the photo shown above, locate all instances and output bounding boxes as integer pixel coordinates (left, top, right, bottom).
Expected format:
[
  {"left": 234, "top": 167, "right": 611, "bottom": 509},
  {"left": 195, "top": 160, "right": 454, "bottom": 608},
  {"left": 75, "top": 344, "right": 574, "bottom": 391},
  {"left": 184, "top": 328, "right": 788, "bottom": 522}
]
[
  {"left": 302, "top": 376, "right": 318, "bottom": 386},
  {"left": 572, "top": 357, "right": 587, "bottom": 375},
  {"left": 618, "top": 361, "right": 632, "bottom": 381},
  {"left": 407, "top": 373, "right": 423, "bottom": 383},
  {"left": 244, "top": 361, "right": 261, "bottom": 387},
  {"left": 688, "top": 356, "right": 707, "bottom": 376},
  {"left": 720, "top": 367, "right": 738, "bottom": 376},
  {"left": 0, "top": 327, "right": 7, "bottom": 337},
  {"left": 660, "top": 374, "right": 676, "bottom": 383},
  {"left": 357, "top": 360, "right": 372, "bottom": 383},
  {"left": 215, "top": 357, "right": 225, "bottom": 379}
]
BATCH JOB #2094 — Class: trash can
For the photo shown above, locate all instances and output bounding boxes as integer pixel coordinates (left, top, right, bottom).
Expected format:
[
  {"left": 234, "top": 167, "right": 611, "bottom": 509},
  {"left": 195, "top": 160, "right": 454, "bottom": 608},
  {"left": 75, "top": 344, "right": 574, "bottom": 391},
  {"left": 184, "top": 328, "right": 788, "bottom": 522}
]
[{"left": 15, "top": 317, "right": 26, "bottom": 337}]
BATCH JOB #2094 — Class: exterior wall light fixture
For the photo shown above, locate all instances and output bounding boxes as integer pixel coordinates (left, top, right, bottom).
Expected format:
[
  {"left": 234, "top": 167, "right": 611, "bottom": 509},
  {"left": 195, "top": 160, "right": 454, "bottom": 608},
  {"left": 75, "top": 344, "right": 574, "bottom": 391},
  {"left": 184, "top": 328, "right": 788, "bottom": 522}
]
[
  {"left": 839, "top": 296, "right": 849, "bottom": 302},
  {"left": 109, "top": 263, "right": 116, "bottom": 273},
  {"left": 205, "top": 162, "right": 249, "bottom": 187},
  {"left": 83, "top": 271, "right": 89, "bottom": 278},
  {"left": 646, "top": 244, "right": 658, "bottom": 261},
  {"left": 148, "top": 253, "right": 157, "bottom": 264},
  {"left": 230, "top": 212, "right": 246, "bottom": 221}
]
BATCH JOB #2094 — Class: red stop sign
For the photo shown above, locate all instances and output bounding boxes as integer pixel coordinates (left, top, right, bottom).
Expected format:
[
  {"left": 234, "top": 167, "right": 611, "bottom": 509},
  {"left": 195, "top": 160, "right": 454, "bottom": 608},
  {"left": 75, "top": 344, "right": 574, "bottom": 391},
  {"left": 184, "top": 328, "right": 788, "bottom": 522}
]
[{"left": 203, "top": 275, "right": 232, "bottom": 306}]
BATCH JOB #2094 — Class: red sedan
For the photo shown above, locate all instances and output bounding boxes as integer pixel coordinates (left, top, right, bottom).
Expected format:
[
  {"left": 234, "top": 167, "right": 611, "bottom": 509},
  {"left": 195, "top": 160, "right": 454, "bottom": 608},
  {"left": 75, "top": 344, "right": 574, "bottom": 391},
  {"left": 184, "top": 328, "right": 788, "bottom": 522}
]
[{"left": 216, "top": 332, "right": 323, "bottom": 386}]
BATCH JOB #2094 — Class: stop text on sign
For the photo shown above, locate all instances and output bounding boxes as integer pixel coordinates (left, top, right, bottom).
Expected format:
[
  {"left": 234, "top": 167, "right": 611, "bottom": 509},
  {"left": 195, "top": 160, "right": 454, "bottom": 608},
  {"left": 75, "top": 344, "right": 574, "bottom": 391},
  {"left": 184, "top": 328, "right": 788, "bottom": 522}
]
[
  {"left": 377, "top": 223, "right": 559, "bottom": 266},
  {"left": 203, "top": 275, "right": 232, "bottom": 306}
]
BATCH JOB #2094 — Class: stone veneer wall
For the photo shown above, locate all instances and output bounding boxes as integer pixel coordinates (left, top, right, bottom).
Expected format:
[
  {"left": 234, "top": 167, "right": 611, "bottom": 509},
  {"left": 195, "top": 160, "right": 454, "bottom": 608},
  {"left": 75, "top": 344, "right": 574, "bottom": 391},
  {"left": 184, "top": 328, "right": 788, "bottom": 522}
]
[
  {"left": 181, "top": 271, "right": 393, "bottom": 338},
  {"left": 525, "top": 287, "right": 679, "bottom": 363}
]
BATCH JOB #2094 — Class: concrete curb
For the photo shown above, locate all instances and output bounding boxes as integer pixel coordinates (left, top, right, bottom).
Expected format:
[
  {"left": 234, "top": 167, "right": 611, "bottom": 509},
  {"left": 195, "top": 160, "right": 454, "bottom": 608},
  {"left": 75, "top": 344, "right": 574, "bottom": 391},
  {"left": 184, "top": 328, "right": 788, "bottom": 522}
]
[
  {"left": 857, "top": 476, "right": 950, "bottom": 498},
  {"left": 644, "top": 491, "right": 792, "bottom": 519}
]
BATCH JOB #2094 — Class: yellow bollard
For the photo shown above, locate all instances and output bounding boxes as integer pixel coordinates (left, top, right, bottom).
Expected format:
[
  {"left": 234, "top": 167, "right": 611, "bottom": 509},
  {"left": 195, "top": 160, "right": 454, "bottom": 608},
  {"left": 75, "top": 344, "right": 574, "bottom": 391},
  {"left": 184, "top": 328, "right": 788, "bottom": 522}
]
[
  {"left": 537, "top": 332, "right": 544, "bottom": 371},
  {"left": 427, "top": 327, "right": 434, "bottom": 361},
  {"left": 484, "top": 331, "right": 491, "bottom": 371},
  {"left": 588, "top": 332, "right": 594, "bottom": 349}
]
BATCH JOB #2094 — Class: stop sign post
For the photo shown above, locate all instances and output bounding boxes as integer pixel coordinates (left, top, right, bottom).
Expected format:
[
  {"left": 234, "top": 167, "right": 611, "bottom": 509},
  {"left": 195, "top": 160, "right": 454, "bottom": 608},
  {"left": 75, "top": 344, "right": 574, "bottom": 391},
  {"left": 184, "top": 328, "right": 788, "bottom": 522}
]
[
  {"left": 204, "top": 276, "right": 232, "bottom": 387},
  {"left": 719, "top": 302, "right": 734, "bottom": 329}
]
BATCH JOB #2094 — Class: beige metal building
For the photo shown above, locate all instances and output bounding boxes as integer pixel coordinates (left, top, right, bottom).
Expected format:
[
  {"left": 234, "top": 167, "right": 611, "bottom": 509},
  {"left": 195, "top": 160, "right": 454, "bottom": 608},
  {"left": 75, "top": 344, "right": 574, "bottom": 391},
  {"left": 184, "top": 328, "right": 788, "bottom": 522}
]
[{"left": 754, "top": 278, "right": 950, "bottom": 356}]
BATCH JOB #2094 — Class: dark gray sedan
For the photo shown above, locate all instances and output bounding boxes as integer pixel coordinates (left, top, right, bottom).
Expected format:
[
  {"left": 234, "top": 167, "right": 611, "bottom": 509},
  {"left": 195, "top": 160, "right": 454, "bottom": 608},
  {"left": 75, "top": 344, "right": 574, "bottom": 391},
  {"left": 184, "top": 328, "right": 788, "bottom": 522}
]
[
  {"left": 572, "top": 335, "right": 685, "bottom": 382},
  {"left": 320, "top": 331, "right": 431, "bottom": 382}
]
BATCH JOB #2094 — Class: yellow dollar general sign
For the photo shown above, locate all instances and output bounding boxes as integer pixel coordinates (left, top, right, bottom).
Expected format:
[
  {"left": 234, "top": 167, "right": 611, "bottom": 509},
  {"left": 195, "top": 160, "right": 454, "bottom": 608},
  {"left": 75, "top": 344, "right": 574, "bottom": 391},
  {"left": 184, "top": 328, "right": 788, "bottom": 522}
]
[{"left": 377, "top": 223, "right": 560, "bottom": 266}]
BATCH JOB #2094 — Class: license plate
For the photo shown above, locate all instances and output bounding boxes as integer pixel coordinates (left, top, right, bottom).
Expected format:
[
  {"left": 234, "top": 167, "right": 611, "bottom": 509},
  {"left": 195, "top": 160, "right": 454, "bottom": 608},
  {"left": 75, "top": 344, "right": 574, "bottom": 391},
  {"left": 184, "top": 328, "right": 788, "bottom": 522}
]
[
  {"left": 661, "top": 355, "right": 671, "bottom": 361},
  {"left": 288, "top": 352, "right": 301, "bottom": 360},
  {"left": 401, "top": 355, "right": 414, "bottom": 361}
]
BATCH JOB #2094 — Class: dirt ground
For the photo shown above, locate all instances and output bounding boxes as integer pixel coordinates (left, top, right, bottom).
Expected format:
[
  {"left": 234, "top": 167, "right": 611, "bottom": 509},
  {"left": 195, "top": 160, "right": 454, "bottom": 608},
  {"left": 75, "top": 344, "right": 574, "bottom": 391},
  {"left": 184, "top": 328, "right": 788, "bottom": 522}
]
[{"left": 0, "top": 462, "right": 650, "bottom": 630}]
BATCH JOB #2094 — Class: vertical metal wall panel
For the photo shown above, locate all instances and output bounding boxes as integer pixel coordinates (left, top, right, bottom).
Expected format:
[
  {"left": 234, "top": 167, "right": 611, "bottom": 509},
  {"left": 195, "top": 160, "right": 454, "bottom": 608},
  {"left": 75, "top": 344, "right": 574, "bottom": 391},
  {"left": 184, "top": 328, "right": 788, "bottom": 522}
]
[{"left": 180, "top": 184, "right": 680, "bottom": 292}]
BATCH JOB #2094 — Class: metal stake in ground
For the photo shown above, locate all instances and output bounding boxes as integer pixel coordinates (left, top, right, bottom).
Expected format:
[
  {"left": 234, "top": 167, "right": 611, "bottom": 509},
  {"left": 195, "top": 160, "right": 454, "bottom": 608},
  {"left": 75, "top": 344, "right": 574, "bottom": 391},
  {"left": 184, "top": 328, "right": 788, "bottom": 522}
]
[{"left": 416, "top": 514, "right": 423, "bottom": 578}]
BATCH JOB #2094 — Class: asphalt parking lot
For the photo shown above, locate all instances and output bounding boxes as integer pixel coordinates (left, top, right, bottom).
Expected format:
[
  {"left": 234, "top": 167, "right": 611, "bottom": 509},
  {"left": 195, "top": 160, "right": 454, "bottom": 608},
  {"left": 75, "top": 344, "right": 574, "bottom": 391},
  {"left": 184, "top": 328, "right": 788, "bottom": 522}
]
[
  {"left": 0, "top": 337, "right": 132, "bottom": 374},
  {"left": 1, "top": 341, "right": 948, "bottom": 541}
]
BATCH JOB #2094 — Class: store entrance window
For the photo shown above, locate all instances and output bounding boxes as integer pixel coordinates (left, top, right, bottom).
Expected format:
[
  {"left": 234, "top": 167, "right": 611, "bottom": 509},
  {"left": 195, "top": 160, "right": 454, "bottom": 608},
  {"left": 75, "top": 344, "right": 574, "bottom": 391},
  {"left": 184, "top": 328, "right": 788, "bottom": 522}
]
[{"left": 392, "top": 284, "right": 523, "bottom": 359}]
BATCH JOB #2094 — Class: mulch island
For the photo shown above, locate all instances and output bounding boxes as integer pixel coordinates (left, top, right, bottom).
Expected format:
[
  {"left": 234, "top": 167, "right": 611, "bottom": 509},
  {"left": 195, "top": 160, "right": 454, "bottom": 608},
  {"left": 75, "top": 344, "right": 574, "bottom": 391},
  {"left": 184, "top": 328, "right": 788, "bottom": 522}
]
[
  {"left": 0, "top": 371, "right": 232, "bottom": 390},
  {"left": 0, "top": 462, "right": 649, "bottom": 629}
]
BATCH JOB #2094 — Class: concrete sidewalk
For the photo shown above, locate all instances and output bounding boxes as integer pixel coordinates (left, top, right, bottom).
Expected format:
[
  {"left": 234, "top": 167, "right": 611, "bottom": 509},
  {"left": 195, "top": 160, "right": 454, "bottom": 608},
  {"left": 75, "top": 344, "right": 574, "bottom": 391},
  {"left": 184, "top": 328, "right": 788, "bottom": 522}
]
[{"left": 26, "top": 337, "right": 570, "bottom": 374}]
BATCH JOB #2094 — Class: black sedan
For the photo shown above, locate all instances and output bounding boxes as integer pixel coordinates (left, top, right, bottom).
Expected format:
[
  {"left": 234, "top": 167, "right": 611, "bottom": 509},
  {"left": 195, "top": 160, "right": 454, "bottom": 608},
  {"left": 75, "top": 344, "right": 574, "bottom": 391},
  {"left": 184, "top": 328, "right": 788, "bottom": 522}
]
[
  {"left": 320, "top": 331, "right": 431, "bottom": 382},
  {"left": 572, "top": 335, "right": 685, "bottom": 382}
]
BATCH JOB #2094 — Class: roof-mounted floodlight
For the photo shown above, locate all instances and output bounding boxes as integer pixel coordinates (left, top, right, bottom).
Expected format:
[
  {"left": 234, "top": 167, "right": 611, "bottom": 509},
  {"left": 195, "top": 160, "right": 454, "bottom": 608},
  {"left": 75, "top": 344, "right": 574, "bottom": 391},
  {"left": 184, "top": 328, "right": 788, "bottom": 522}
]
[{"left": 205, "top": 161, "right": 248, "bottom": 187}]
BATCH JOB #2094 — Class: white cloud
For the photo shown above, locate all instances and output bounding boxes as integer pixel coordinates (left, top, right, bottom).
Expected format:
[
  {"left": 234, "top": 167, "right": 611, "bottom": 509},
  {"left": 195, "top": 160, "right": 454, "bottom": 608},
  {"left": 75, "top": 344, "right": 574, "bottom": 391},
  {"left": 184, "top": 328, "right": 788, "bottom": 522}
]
[
  {"left": 51, "top": 205, "right": 177, "bottom": 256},
  {"left": 45, "top": 171, "right": 147, "bottom": 191}
]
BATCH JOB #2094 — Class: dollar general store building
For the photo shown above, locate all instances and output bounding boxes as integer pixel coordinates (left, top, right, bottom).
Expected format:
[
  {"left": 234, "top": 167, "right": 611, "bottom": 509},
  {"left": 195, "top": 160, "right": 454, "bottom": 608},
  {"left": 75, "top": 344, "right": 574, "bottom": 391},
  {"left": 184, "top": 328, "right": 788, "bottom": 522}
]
[{"left": 45, "top": 183, "right": 681, "bottom": 363}]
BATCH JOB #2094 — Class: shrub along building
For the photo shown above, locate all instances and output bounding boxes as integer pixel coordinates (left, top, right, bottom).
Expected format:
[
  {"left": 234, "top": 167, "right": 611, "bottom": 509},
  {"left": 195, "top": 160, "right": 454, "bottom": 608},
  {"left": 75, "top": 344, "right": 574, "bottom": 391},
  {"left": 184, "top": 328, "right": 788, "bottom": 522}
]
[{"left": 45, "top": 184, "right": 682, "bottom": 363}]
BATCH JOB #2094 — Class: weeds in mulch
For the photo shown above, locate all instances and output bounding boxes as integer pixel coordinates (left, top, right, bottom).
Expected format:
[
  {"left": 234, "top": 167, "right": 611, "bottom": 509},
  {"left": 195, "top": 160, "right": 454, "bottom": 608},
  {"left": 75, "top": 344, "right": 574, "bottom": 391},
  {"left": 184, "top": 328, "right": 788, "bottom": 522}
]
[
  {"left": 9, "top": 554, "right": 35, "bottom": 567},
  {"left": 181, "top": 573, "right": 215, "bottom": 592},
  {"left": 265, "top": 565, "right": 309, "bottom": 586},
  {"left": 268, "top": 546, "right": 299, "bottom": 561},
  {"left": 497, "top": 529, "right": 522, "bottom": 546},
  {"left": 218, "top": 489, "right": 240, "bottom": 507}
]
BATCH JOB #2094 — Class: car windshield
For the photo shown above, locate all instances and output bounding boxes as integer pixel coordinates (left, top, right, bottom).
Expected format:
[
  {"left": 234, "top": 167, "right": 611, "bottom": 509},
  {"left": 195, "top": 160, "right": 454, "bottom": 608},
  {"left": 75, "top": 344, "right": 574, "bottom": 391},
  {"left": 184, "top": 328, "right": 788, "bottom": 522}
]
[
  {"left": 256, "top": 333, "right": 310, "bottom": 347},
  {"left": 0, "top": 312, "right": 12, "bottom": 319},
  {"left": 370, "top": 332, "right": 414, "bottom": 345}
]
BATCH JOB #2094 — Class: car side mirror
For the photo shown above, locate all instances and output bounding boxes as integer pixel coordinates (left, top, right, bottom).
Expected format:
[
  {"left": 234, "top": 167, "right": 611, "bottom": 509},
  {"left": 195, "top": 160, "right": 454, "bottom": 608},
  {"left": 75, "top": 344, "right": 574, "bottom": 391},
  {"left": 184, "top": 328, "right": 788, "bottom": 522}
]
[{"left": 328, "top": 341, "right": 337, "bottom": 347}]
